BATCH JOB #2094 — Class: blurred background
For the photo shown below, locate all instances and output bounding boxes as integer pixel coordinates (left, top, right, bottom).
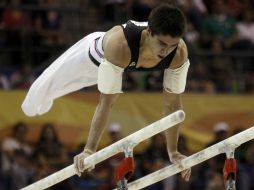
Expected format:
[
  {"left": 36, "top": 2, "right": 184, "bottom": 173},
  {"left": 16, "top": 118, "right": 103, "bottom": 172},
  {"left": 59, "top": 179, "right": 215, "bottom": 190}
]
[{"left": 0, "top": 0, "right": 254, "bottom": 189}]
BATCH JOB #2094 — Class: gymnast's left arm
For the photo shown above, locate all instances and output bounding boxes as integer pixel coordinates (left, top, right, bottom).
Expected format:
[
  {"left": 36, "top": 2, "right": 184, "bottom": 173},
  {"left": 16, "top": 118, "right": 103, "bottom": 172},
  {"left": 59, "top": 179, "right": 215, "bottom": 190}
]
[{"left": 163, "top": 39, "right": 191, "bottom": 181}]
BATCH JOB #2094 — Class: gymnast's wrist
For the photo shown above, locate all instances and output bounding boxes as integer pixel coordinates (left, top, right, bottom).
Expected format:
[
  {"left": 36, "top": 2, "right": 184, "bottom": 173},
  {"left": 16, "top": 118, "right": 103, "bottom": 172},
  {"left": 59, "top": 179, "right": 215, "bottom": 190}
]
[
  {"left": 83, "top": 148, "right": 95, "bottom": 155},
  {"left": 168, "top": 150, "right": 179, "bottom": 158}
]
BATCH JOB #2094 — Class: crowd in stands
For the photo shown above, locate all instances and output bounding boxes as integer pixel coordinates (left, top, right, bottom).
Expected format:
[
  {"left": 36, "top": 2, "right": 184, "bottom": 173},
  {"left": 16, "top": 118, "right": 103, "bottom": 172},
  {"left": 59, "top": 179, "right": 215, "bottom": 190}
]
[
  {"left": 0, "top": 0, "right": 254, "bottom": 93},
  {"left": 0, "top": 1, "right": 253, "bottom": 189},
  {"left": 0, "top": 121, "right": 253, "bottom": 190}
]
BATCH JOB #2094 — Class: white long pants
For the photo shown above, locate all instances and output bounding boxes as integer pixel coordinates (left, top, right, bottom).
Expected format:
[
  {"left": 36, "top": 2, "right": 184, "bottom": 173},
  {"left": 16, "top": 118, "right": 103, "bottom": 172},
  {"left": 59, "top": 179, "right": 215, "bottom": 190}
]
[{"left": 22, "top": 32, "right": 105, "bottom": 116}]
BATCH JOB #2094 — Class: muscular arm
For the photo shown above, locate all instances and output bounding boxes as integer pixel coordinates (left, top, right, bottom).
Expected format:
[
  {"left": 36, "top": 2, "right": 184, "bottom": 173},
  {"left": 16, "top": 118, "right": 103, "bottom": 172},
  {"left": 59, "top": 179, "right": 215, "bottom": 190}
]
[
  {"left": 74, "top": 27, "right": 130, "bottom": 176},
  {"left": 163, "top": 39, "right": 188, "bottom": 157},
  {"left": 85, "top": 93, "right": 119, "bottom": 152},
  {"left": 163, "top": 91, "right": 182, "bottom": 156},
  {"left": 85, "top": 27, "right": 130, "bottom": 151},
  {"left": 163, "top": 39, "right": 191, "bottom": 181}
]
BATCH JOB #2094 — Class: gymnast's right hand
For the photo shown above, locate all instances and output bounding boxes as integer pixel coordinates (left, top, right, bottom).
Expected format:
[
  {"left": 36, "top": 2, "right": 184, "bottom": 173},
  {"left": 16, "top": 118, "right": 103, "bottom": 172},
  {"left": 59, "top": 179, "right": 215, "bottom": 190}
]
[{"left": 74, "top": 149, "right": 95, "bottom": 176}]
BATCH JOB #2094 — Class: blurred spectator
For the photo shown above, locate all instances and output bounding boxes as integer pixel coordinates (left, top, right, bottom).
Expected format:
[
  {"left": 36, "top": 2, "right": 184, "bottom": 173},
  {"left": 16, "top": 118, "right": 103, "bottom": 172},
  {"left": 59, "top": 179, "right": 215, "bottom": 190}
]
[
  {"left": 232, "top": 128, "right": 254, "bottom": 190},
  {"left": 104, "top": 123, "right": 125, "bottom": 188},
  {"left": 207, "top": 122, "right": 230, "bottom": 181},
  {"left": 100, "top": 0, "right": 128, "bottom": 23},
  {"left": 178, "top": 134, "right": 191, "bottom": 156},
  {"left": 33, "top": 123, "right": 68, "bottom": 171},
  {"left": 186, "top": 63, "right": 216, "bottom": 93},
  {"left": 144, "top": 133, "right": 168, "bottom": 161},
  {"left": 1, "top": 0, "right": 32, "bottom": 68},
  {"left": 2, "top": 0, "right": 30, "bottom": 46},
  {"left": 225, "top": 0, "right": 243, "bottom": 18},
  {"left": 9, "top": 64, "right": 35, "bottom": 88},
  {"left": 207, "top": 122, "right": 229, "bottom": 146},
  {"left": 0, "top": 0, "right": 7, "bottom": 46},
  {"left": 1, "top": 122, "right": 33, "bottom": 189},
  {"left": 34, "top": 2, "right": 64, "bottom": 47},
  {"left": 235, "top": 8, "right": 254, "bottom": 73},
  {"left": 107, "top": 122, "right": 123, "bottom": 143},
  {"left": 236, "top": 140, "right": 254, "bottom": 190},
  {"left": 192, "top": 0, "right": 207, "bottom": 15},
  {"left": 201, "top": 0, "right": 241, "bottom": 51},
  {"left": 122, "top": 72, "right": 138, "bottom": 91},
  {"left": 184, "top": 22, "right": 199, "bottom": 47},
  {"left": 144, "top": 70, "right": 163, "bottom": 91},
  {"left": 33, "top": 123, "right": 71, "bottom": 189},
  {"left": 136, "top": 133, "right": 169, "bottom": 189},
  {"left": 1, "top": 122, "right": 32, "bottom": 172},
  {"left": 245, "top": 72, "right": 254, "bottom": 93},
  {"left": 31, "top": 0, "right": 66, "bottom": 65},
  {"left": 236, "top": 9, "right": 254, "bottom": 46},
  {"left": 0, "top": 0, "right": 252, "bottom": 94},
  {"left": 205, "top": 171, "right": 224, "bottom": 190},
  {"left": 105, "top": 122, "right": 124, "bottom": 171},
  {"left": 179, "top": 0, "right": 206, "bottom": 33},
  {"left": 131, "top": 0, "right": 157, "bottom": 21},
  {"left": 9, "top": 149, "right": 34, "bottom": 190},
  {"left": 190, "top": 122, "right": 230, "bottom": 190},
  {"left": 209, "top": 56, "right": 234, "bottom": 93},
  {"left": 22, "top": 0, "right": 41, "bottom": 33},
  {"left": 23, "top": 0, "right": 40, "bottom": 5},
  {"left": 0, "top": 73, "right": 10, "bottom": 89},
  {"left": 0, "top": 148, "right": 5, "bottom": 189}
]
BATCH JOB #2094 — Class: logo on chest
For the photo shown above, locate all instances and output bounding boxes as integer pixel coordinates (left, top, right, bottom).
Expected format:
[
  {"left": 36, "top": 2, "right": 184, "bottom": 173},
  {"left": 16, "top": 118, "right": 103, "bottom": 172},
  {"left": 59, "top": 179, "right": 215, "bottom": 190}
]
[{"left": 129, "top": 62, "right": 136, "bottom": 67}]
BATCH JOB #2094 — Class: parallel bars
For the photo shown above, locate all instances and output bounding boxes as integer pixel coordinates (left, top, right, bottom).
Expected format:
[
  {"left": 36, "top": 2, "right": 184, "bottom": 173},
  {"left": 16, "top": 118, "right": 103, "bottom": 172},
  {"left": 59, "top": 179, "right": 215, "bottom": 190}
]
[{"left": 21, "top": 110, "right": 185, "bottom": 190}]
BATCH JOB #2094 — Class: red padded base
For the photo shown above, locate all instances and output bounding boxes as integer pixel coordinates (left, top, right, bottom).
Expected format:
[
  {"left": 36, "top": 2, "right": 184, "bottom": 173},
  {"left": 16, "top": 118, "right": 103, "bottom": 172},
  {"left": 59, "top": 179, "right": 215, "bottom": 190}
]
[
  {"left": 223, "top": 158, "right": 236, "bottom": 182},
  {"left": 114, "top": 157, "right": 135, "bottom": 182}
]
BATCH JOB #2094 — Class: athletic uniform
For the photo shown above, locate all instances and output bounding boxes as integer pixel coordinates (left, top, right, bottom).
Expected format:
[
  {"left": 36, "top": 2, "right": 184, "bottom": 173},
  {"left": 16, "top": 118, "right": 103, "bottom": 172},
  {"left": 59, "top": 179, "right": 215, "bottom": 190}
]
[
  {"left": 89, "top": 20, "right": 177, "bottom": 72},
  {"left": 22, "top": 21, "right": 178, "bottom": 116}
]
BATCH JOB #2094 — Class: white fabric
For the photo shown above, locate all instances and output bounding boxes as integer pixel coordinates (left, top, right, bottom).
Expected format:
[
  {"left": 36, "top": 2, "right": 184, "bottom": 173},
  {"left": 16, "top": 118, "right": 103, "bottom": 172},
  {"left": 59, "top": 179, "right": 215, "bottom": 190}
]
[
  {"left": 89, "top": 33, "right": 105, "bottom": 63},
  {"left": 163, "top": 59, "right": 190, "bottom": 94},
  {"left": 122, "top": 20, "right": 147, "bottom": 28},
  {"left": 22, "top": 32, "right": 104, "bottom": 116},
  {"left": 98, "top": 58, "right": 124, "bottom": 94},
  {"left": 236, "top": 22, "right": 254, "bottom": 43},
  {"left": 1, "top": 137, "right": 32, "bottom": 172},
  {"left": 2, "top": 138, "right": 32, "bottom": 154}
]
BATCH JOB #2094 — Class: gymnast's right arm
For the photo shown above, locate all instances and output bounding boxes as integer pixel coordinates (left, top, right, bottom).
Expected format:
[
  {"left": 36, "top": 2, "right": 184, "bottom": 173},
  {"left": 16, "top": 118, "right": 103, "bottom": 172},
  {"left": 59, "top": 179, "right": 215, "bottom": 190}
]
[{"left": 74, "top": 27, "right": 129, "bottom": 176}]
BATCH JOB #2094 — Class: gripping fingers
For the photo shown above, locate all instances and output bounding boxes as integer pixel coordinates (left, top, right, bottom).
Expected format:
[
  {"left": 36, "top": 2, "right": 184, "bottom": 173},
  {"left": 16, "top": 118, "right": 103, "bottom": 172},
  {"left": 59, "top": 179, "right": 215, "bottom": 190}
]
[
  {"left": 74, "top": 155, "right": 81, "bottom": 177},
  {"left": 170, "top": 152, "right": 191, "bottom": 181},
  {"left": 181, "top": 168, "right": 191, "bottom": 181},
  {"left": 78, "top": 155, "right": 84, "bottom": 173},
  {"left": 74, "top": 153, "right": 86, "bottom": 176},
  {"left": 74, "top": 150, "right": 95, "bottom": 177},
  {"left": 87, "top": 163, "right": 95, "bottom": 171}
]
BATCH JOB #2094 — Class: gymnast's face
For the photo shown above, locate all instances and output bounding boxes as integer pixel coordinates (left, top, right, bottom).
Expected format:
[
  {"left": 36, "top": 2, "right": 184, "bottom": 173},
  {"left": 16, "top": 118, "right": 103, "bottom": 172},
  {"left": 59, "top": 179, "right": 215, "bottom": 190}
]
[{"left": 147, "top": 30, "right": 180, "bottom": 59}]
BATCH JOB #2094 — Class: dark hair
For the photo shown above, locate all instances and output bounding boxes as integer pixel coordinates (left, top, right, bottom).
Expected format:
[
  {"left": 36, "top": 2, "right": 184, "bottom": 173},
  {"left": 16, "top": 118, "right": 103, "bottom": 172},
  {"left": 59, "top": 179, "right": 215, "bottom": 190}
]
[
  {"left": 12, "top": 122, "right": 27, "bottom": 135},
  {"left": 148, "top": 4, "right": 186, "bottom": 37},
  {"left": 39, "top": 123, "right": 59, "bottom": 143}
]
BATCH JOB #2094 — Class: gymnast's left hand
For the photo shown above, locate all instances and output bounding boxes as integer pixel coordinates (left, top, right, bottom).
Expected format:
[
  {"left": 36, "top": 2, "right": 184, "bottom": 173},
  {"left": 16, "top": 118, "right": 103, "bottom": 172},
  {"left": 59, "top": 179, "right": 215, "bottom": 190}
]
[{"left": 169, "top": 151, "right": 191, "bottom": 181}]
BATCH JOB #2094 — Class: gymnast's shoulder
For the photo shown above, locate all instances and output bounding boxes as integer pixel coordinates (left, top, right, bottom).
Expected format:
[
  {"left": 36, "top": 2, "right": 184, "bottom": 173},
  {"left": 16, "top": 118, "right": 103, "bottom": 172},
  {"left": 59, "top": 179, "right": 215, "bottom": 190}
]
[{"left": 102, "top": 26, "right": 130, "bottom": 68}]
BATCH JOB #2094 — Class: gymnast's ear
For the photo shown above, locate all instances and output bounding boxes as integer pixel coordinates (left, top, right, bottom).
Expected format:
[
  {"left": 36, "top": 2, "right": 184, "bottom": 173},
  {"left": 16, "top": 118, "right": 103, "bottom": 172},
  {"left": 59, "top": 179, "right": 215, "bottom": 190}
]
[{"left": 147, "top": 27, "right": 151, "bottom": 35}]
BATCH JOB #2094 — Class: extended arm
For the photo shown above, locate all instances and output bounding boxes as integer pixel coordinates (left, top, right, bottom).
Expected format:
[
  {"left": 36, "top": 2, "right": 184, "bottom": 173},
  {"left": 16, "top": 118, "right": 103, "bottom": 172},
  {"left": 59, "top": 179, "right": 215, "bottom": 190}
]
[
  {"left": 85, "top": 93, "right": 119, "bottom": 152},
  {"left": 163, "top": 91, "right": 182, "bottom": 157},
  {"left": 74, "top": 93, "right": 119, "bottom": 176},
  {"left": 163, "top": 39, "right": 191, "bottom": 181},
  {"left": 74, "top": 27, "right": 129, "bottom": 176}
]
